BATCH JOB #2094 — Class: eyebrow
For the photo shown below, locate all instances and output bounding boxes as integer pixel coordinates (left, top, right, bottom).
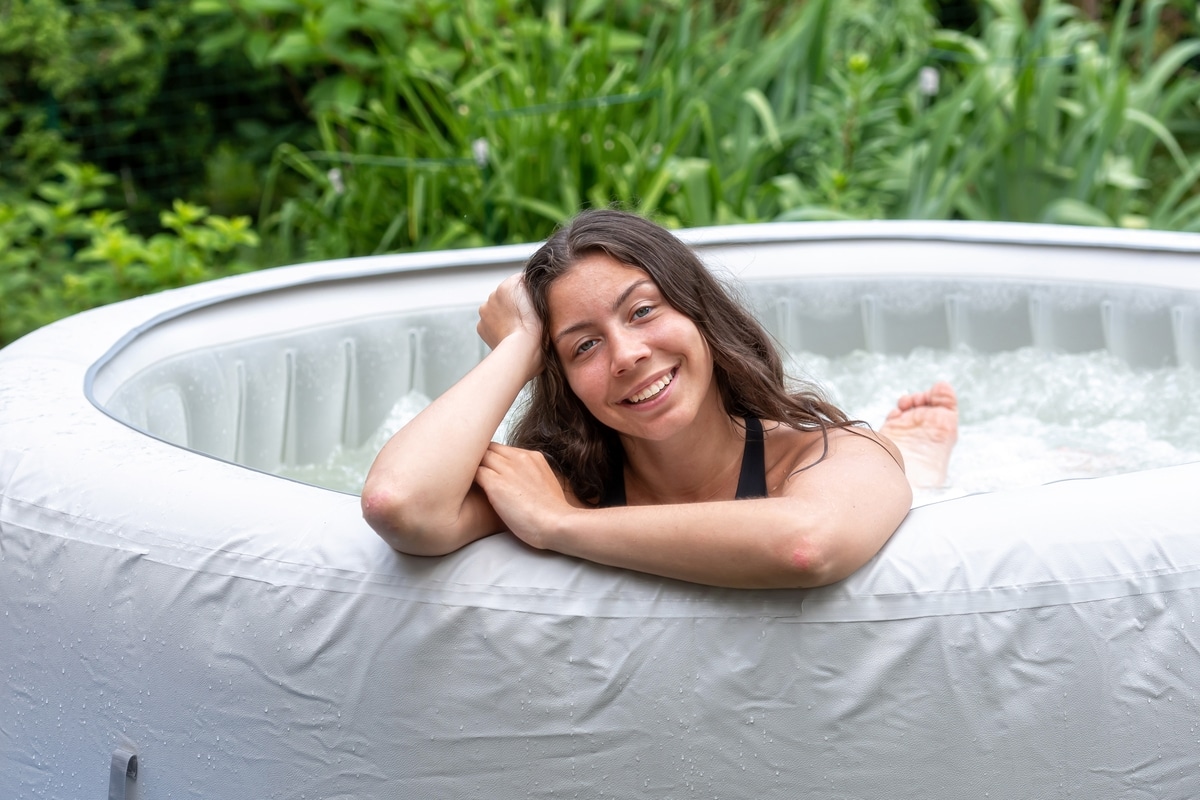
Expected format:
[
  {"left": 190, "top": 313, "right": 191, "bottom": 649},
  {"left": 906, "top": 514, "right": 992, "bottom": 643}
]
[{"left": 552, "top": 278, "right": 654, "bottom": 344}]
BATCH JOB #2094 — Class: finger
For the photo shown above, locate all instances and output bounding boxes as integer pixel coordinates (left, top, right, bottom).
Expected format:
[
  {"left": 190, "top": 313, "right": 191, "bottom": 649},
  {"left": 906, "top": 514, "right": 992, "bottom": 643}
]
[
  {"left": 478, "top": 446, "right": 503, "bottom": 471},
  {"left": 479, "top": 443, "right": 499, "bottom": 465},
  {"left": 479, "top": 442, "right": 521, "bottom": 471},
  {"left": 474, "top": 463, "right": 498, "bottom": 491}
]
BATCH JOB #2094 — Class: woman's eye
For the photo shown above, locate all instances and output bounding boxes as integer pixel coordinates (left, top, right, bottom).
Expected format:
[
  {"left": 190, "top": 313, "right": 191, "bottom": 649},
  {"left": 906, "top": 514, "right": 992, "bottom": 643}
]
[
  {"left": 632, "top": 305, "right": 652, "bottom": 319},
  {"left": 576, "top": 339, "right": 598, "bottom": 355}
]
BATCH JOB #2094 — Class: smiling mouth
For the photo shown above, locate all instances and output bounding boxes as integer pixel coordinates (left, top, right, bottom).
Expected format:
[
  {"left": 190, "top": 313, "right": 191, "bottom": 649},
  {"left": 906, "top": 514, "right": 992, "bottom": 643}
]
[{"left": 624, "top": 368, "right": 676, "bottom": 405}]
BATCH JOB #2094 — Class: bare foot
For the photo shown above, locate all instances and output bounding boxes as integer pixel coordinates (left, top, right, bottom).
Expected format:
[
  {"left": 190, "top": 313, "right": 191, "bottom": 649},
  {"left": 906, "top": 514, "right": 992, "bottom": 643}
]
[{"left": 880, "top": 381, "right": 959, "bottom": 488}]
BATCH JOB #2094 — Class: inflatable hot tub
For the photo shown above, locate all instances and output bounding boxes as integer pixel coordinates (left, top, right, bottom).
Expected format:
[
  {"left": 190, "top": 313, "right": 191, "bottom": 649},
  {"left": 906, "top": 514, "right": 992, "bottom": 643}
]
[{"left": 2, "top": 221, "right": 1200, "bottom": 799}]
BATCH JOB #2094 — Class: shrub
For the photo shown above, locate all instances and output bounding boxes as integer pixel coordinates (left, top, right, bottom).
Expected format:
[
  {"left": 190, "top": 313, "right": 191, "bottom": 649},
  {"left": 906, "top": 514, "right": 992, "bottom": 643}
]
[
  {"left": 193, "top": 0, "right": 1200, "bottom": 262},
  {"left": 0, "top": 161, "right": 259, "bottom": 347}
]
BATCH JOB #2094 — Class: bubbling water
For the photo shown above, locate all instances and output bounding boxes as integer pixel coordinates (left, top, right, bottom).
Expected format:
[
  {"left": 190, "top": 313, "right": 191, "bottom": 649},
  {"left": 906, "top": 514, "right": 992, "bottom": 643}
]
[
  {"left": 280, "top": 348, "right": 1200, "bottom": 506},
  {"left": 794, "top": 347, "right": 1200, "bottom": 505}
]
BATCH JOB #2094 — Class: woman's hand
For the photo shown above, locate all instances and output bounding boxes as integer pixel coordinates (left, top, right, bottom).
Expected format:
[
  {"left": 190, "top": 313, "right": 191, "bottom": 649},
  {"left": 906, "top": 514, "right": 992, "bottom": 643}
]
[
  {"left": 478, "top": 274, "right": 542, "bottom": 351},
  {"left": 475, "top": 442, "right": 574, "bottom": 550},
  {"left": 361, "top": 274, "right": 547, "bottom": 555}
]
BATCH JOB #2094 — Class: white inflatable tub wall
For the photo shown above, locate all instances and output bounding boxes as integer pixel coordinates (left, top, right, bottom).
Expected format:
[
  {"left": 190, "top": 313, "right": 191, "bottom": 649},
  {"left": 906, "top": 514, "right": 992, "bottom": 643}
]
[{"left": 3, "top": 221, "right": 1200, "bottom": 799}]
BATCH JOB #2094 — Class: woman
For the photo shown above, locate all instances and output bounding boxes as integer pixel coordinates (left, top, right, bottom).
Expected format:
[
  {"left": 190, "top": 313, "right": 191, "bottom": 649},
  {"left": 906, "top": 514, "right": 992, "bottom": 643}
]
[{"left": 361, "top": 210, "right": 957, "bottom": 589}]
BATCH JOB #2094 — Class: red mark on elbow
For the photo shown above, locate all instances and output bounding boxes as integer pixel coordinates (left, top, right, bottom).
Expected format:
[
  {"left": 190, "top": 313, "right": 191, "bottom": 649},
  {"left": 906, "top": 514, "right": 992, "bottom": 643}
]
[
  {"left": 790, "top": 544, "right": 815, "bottom": 573},
  {"left": 360, "top": 490, "right": 382, "bottom": 518}
]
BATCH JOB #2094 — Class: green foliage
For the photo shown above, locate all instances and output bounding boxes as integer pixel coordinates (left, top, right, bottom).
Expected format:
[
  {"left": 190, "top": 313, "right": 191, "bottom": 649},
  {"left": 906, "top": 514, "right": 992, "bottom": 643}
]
[
  {"left": 0, "top": 162, "right": 259, "bottom": 347},
  {"left": 0, "top": 0, "right": 179, "bottom": 190},
  {"left": 1, "top": 0, "right": 310, "bottom": 230},
  {"left": 898, "top": 0, "right": 1200, "bottom": 228},
  {"left": 4, "top": 0, "right": 1200, "bottom": 347},
  {"left": 188, "top": 0, "right": 1200, "bottom": 262},
  {"left": 771, "top": 0, "right": 936, "bottom": 219},
  {"left": 190, "top": 0, "right": 938, "bottom": 259}
]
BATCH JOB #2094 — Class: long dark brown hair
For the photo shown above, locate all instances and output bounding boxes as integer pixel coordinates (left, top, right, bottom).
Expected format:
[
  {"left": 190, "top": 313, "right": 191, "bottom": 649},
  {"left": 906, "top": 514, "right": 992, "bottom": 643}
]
[{"left": 509, "top": 209, "right": 857, "bottom": 504}]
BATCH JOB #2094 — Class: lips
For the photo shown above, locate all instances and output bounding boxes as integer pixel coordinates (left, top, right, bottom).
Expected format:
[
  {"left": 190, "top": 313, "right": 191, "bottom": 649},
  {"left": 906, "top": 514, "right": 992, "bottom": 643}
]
[{"left": 623, "top": 368, "right": 676, "bottom": 405}]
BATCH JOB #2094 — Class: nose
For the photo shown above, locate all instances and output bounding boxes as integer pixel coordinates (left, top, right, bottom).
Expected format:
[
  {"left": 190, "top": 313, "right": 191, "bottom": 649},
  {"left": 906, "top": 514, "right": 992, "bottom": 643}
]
[{"left": 609, "top": 327, "right": 651, "bottom": 375}]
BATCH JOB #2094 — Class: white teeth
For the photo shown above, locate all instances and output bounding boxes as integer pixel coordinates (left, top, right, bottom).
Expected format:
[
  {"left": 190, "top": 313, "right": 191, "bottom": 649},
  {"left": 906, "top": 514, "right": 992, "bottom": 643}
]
[{"left": 628, "top": 371, "right": 674, "bottom": 404}]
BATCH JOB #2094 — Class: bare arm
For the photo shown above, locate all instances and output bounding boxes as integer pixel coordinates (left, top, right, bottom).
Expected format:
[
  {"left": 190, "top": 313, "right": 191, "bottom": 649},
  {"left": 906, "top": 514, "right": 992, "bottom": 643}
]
[
  {"left": 475, "top": 429, "right": 912, "bottom": 589},
  {"left": 360, "top": 275, "right": 542, "bottom": 555}
]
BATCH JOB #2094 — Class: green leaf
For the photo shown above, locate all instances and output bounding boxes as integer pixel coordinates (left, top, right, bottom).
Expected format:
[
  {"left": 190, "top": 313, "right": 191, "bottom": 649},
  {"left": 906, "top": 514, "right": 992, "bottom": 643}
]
[
  {"left": 308, "top": 75, "right": 365, "bottom": 113},
  {"left": 267, "top": 31, "right": 319, "bottom": 66},
  {"left": 1040, "top": 198, "right": 1113, "bottom": 227},
  {"left": 24, "top": 203, "right": 54, "bottom": 231},
  {"left": 1124, "top": 108, "right": 1188, "bottom": 171},
  {"left": 238, "top": 0, "right": 302, "bottom": 12},
  {"left": 189, "top": 0, "right": 230, "bottom": 14},
  {"left": 1100, "top": 154, "right": 1148, "bottom": 191},
  {"left": 324, "top": 42, "right": 381, "bottom": 71},
  {"left": 603, "top": 30, "right": 646, "bottom": 54},
  {"left": 775, "top": 205, "right": 861, "bottom": 222},
  {"left": 506, "top": 195, "right": 569, "bottom": 224},
  {"left": 406, "top": 38, "right": 466, "bottom": 75},
  {"left": 317, "top": 1, "right": 360, "bottom": 42},
  {"left": 741, "top": 89, "right": 782, "bottom": 152},
  {"left": 245, "top": 31, "right": 273, "bottom": 67},
  {"left": 573, "top": 0, "right": 608, "bottom": 24},
  {"left": 197, "top": 23, "right": 248, "bottom": 61},
  {"left": 36, "top": 183, "right": 68, "bottom": 204}
]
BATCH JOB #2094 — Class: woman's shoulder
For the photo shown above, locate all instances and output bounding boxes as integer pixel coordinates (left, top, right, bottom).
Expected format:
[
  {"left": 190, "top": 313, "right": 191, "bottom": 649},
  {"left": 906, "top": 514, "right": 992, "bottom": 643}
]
[{"left": 761, "top": 421, "right": 902, "bottom": 494}]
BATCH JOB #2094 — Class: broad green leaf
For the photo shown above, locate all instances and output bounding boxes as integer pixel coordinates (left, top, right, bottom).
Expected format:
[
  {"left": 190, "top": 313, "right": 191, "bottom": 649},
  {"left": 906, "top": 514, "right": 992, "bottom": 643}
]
[
  {"left": 317, "top": 1, "right": 360, "bottom": 42},
  {"left": 407, "top": 39, "right": 465, "bottom": 75},
  {"left": 574, "top": 0, "right": 607, "bottom": 24},
  {"left": 267, "top": 31, "right": 319, "bottom": 66},
  {"left": 197, "top": 23, "right": 247, "bottom": 60},
  {"left": 245, "top": 31, "right": 273, "bottom": 67},
  {"left": 322, "top": 41, "right": 381, "bottom": 71},
  {"left": 1100, "top": 154, "right": 1148, "bottom": 191},
  {"left": 603, "top": 30, "right": 645, "bottom": 54},
  {"left": 189, "top": 0, "right": 229, "bottom": 14},
  {"left": 1040, "top": 198, "right": 1113, "bottom": 227}
]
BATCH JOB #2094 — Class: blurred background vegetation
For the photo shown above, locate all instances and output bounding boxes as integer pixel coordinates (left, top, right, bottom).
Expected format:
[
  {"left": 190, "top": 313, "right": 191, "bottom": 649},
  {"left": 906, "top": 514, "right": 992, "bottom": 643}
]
[{"left": 3, "top": 0, "right": 1200, "bottom": 346}]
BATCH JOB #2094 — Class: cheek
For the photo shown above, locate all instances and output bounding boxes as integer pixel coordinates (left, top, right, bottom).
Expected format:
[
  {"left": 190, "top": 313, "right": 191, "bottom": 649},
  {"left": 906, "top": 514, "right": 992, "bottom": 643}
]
[
  {"left": 680, "top": 322, "right": 713, "bottom": 373},
  {"left": 665, "top": 315, "right": 708, "bottom": 353},
  {"left": 562, "top": 361, "right": 607, "bottom": 408}
]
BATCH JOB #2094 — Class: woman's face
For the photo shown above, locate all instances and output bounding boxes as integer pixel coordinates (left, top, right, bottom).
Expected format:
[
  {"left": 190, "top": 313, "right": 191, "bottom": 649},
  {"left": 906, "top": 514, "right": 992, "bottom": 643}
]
[{"left": 545, "top": 253, "right": 720, "bottom": 443}]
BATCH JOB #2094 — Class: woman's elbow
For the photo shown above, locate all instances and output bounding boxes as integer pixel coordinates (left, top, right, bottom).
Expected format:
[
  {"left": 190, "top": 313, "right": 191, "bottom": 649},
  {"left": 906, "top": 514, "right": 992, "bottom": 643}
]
[
  {"left": 776, "top": 536, "right": 843, "bottom": 588},
  {"left": 360, "top": 483, "right": 446, "bottom": 556},
  {"left": 360, "top": 484, "right": 404, "bottom": 547},
  {"left": 774, "top": 512, "right": 902, "bottom": 588}
]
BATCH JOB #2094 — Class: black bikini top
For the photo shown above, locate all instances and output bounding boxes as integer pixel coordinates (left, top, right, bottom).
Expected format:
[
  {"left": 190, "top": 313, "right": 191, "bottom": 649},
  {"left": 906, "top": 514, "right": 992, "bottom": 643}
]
[{"left": 598, "top": 416, "right": 767, "bottom": 507}]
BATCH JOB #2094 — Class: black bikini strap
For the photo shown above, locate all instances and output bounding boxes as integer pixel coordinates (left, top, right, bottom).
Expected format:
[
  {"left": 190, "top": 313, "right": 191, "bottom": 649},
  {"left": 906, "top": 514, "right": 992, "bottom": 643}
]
[
  {"left": 601, "top": 416, "right": 766, "bottom": 506},
  {"left": 598, "top": 448, "right": 627, "bottom": 508},
  {"left": 734, "top": 416, "right": 767, "bottom": 499}
]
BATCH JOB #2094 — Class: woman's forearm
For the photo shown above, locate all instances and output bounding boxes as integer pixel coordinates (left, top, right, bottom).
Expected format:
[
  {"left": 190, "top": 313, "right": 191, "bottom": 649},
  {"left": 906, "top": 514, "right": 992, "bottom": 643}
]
[
  {"left": 361, "top": 332, "right": 541, "bottom": 545},
  {"left": 546, "top": 499, "right": 826, "bottom": 588},
  {"left": 546, "top": 493, "right": 905, "bottom": 589}
]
